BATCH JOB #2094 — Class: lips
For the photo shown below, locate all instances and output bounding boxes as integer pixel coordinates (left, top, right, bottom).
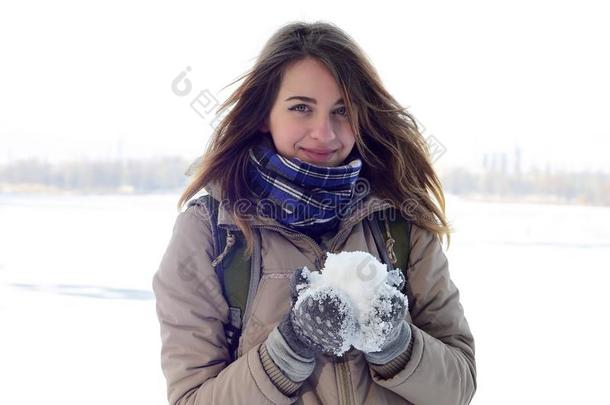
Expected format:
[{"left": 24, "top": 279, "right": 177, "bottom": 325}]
[
  {"left": 302, "top": 147, "right": 337, "bottom": 154},
  {"left": 300, "top": 147, "right": 337, "bottom": 163}
]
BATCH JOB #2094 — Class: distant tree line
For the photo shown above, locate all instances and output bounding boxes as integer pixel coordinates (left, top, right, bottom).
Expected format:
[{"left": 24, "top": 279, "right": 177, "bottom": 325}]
[
  {"left": 0, "top": 157, "right": 190, "bottom": 193},
  {"left": 442, "top": 167, "right": 610, "bottom": 206},
  {"left": 1, "top": 158, "right": 609, "bottom": 206}
]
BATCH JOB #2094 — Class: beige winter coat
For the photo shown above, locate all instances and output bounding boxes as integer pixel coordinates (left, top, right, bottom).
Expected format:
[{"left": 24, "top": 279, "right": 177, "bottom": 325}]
[{"left": 152, "top": 183, "right": 476, "bottom": 404}]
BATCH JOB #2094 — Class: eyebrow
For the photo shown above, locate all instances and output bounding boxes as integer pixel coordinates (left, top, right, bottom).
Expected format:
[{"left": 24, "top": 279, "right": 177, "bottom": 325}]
[{"left": 284, "top": 96, "right": 344, "bottom": 105}]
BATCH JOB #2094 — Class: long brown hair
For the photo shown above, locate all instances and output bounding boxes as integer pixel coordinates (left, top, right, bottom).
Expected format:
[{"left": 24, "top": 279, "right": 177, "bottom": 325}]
[{"left": 178, "top": 20, "right": 452, "bottom": 256}]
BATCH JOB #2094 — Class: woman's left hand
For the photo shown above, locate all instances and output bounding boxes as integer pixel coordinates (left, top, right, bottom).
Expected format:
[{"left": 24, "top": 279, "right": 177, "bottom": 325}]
[
  {"left": 369, "top": 293, "right": 408, "bottom": 350},
  {"left": 361, "top": 270, "right": 412, "bottom": 364}
]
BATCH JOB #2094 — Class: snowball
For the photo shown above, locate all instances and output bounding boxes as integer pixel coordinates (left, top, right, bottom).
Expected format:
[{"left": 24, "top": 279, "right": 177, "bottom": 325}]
[{"left": 294, "top": 251, "right": 407, "bottom": 355}]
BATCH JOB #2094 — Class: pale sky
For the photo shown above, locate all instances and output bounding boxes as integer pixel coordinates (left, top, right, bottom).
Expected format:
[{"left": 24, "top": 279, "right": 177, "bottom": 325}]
[{"left": 1, "top": 0, "right": 608, "bottom": 173}]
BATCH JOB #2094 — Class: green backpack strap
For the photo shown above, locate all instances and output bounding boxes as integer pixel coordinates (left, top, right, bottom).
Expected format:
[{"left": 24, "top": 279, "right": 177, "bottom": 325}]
[
  {"left": 188, "top": 194, "right": 251, "bottom": 362},
  {"left": 387, "top": 211, "right": 412, "bottom": 276},
  {"left": 369, "top": 208, "right": 413, "bottom": 308}
]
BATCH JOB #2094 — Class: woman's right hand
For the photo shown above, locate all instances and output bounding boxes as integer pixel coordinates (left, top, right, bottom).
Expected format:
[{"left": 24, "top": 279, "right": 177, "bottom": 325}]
[{"left": 277, "top": 267, "right": 356, "bottom": 357}]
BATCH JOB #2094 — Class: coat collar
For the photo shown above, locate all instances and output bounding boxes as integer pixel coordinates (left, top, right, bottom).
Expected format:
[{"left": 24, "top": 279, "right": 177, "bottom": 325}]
[{"left": 203, "top": 179, "right": 393, "bottom": 232}]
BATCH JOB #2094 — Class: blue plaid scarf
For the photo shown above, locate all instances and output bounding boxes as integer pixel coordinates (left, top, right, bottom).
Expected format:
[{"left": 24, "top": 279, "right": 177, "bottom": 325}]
[{"left": 247, "top": 141, "right": 367, "bottom": 237}]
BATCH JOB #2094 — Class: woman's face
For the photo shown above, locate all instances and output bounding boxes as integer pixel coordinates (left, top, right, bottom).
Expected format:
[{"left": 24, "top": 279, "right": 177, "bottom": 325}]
[{"left": 260, "top": 57, "right": 356, "bottom": 167}]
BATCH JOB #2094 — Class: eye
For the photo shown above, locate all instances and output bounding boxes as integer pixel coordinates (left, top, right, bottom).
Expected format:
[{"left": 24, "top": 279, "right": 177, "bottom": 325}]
[
  {"left": 334, "top": 106, "right": 347, "bottom": 116},
  {"left": 289, "top": 104, "right": 311, "bottom": 113}
]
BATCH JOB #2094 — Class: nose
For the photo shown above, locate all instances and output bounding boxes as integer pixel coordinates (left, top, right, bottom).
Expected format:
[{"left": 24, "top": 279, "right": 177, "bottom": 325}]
[{"left": 309, "top": 116, "right": 337, "bottom": 142}]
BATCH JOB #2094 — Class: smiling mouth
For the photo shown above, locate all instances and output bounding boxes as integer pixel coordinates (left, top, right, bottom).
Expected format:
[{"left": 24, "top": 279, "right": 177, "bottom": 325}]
[
  {"left": 302, "top": 147, "right": 337, "bottom": 154},
  {"left": 300, "top": 148, "right": 337, "bottom": 161}
]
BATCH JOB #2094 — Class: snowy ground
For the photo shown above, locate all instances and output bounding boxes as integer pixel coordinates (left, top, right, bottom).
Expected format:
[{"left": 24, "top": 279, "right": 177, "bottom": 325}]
[{"left": 0, "top": 192, "right": 609, "bottom": 404}]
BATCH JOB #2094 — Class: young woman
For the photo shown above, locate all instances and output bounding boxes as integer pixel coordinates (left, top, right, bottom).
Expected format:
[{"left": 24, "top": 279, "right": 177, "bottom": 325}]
[{"left": 153, "top": 21, "right": 476, "bottom": 405}]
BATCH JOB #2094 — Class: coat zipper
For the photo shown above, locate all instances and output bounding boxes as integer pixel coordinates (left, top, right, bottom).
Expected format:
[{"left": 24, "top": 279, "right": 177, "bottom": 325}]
[
  {"left": 326, "top": 204, "right": 391, "bottom": 405},
  {"left": 335, "top": 355, "right": 355, "bottom": 405}
]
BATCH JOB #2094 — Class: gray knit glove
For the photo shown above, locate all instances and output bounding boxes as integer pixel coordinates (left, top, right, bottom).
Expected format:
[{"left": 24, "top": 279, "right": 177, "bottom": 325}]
[
  {"left": 363, "top": 269, "right": 412, "bottom": 364},
  {"left": 369, "top": 293, "right": 407, "bottom": 347},
  {"left": 375, "top": 269, "right": 407, "bottom": 344},
  {"left": 277, "top": 267, "right": 356, "bottom": 357}
]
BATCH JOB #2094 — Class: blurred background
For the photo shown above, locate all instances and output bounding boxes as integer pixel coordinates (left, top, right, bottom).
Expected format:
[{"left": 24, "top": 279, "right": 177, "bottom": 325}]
[{"left": 1, "top": 0, "right": 608, "bottom": 403}]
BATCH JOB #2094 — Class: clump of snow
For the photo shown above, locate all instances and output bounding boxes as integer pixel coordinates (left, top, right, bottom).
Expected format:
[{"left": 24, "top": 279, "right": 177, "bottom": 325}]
[{"left": 293, "top": 251, "right": 408, "bottom": 355}]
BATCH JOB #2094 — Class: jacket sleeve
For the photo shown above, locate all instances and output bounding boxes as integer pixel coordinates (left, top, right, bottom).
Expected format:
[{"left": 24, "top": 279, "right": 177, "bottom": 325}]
[
  {"left": 152, "top": 205, "right": 298, "bottom": 405},
  {"left": 368, "top": 224, "right": 477, "bottom": 405}
]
